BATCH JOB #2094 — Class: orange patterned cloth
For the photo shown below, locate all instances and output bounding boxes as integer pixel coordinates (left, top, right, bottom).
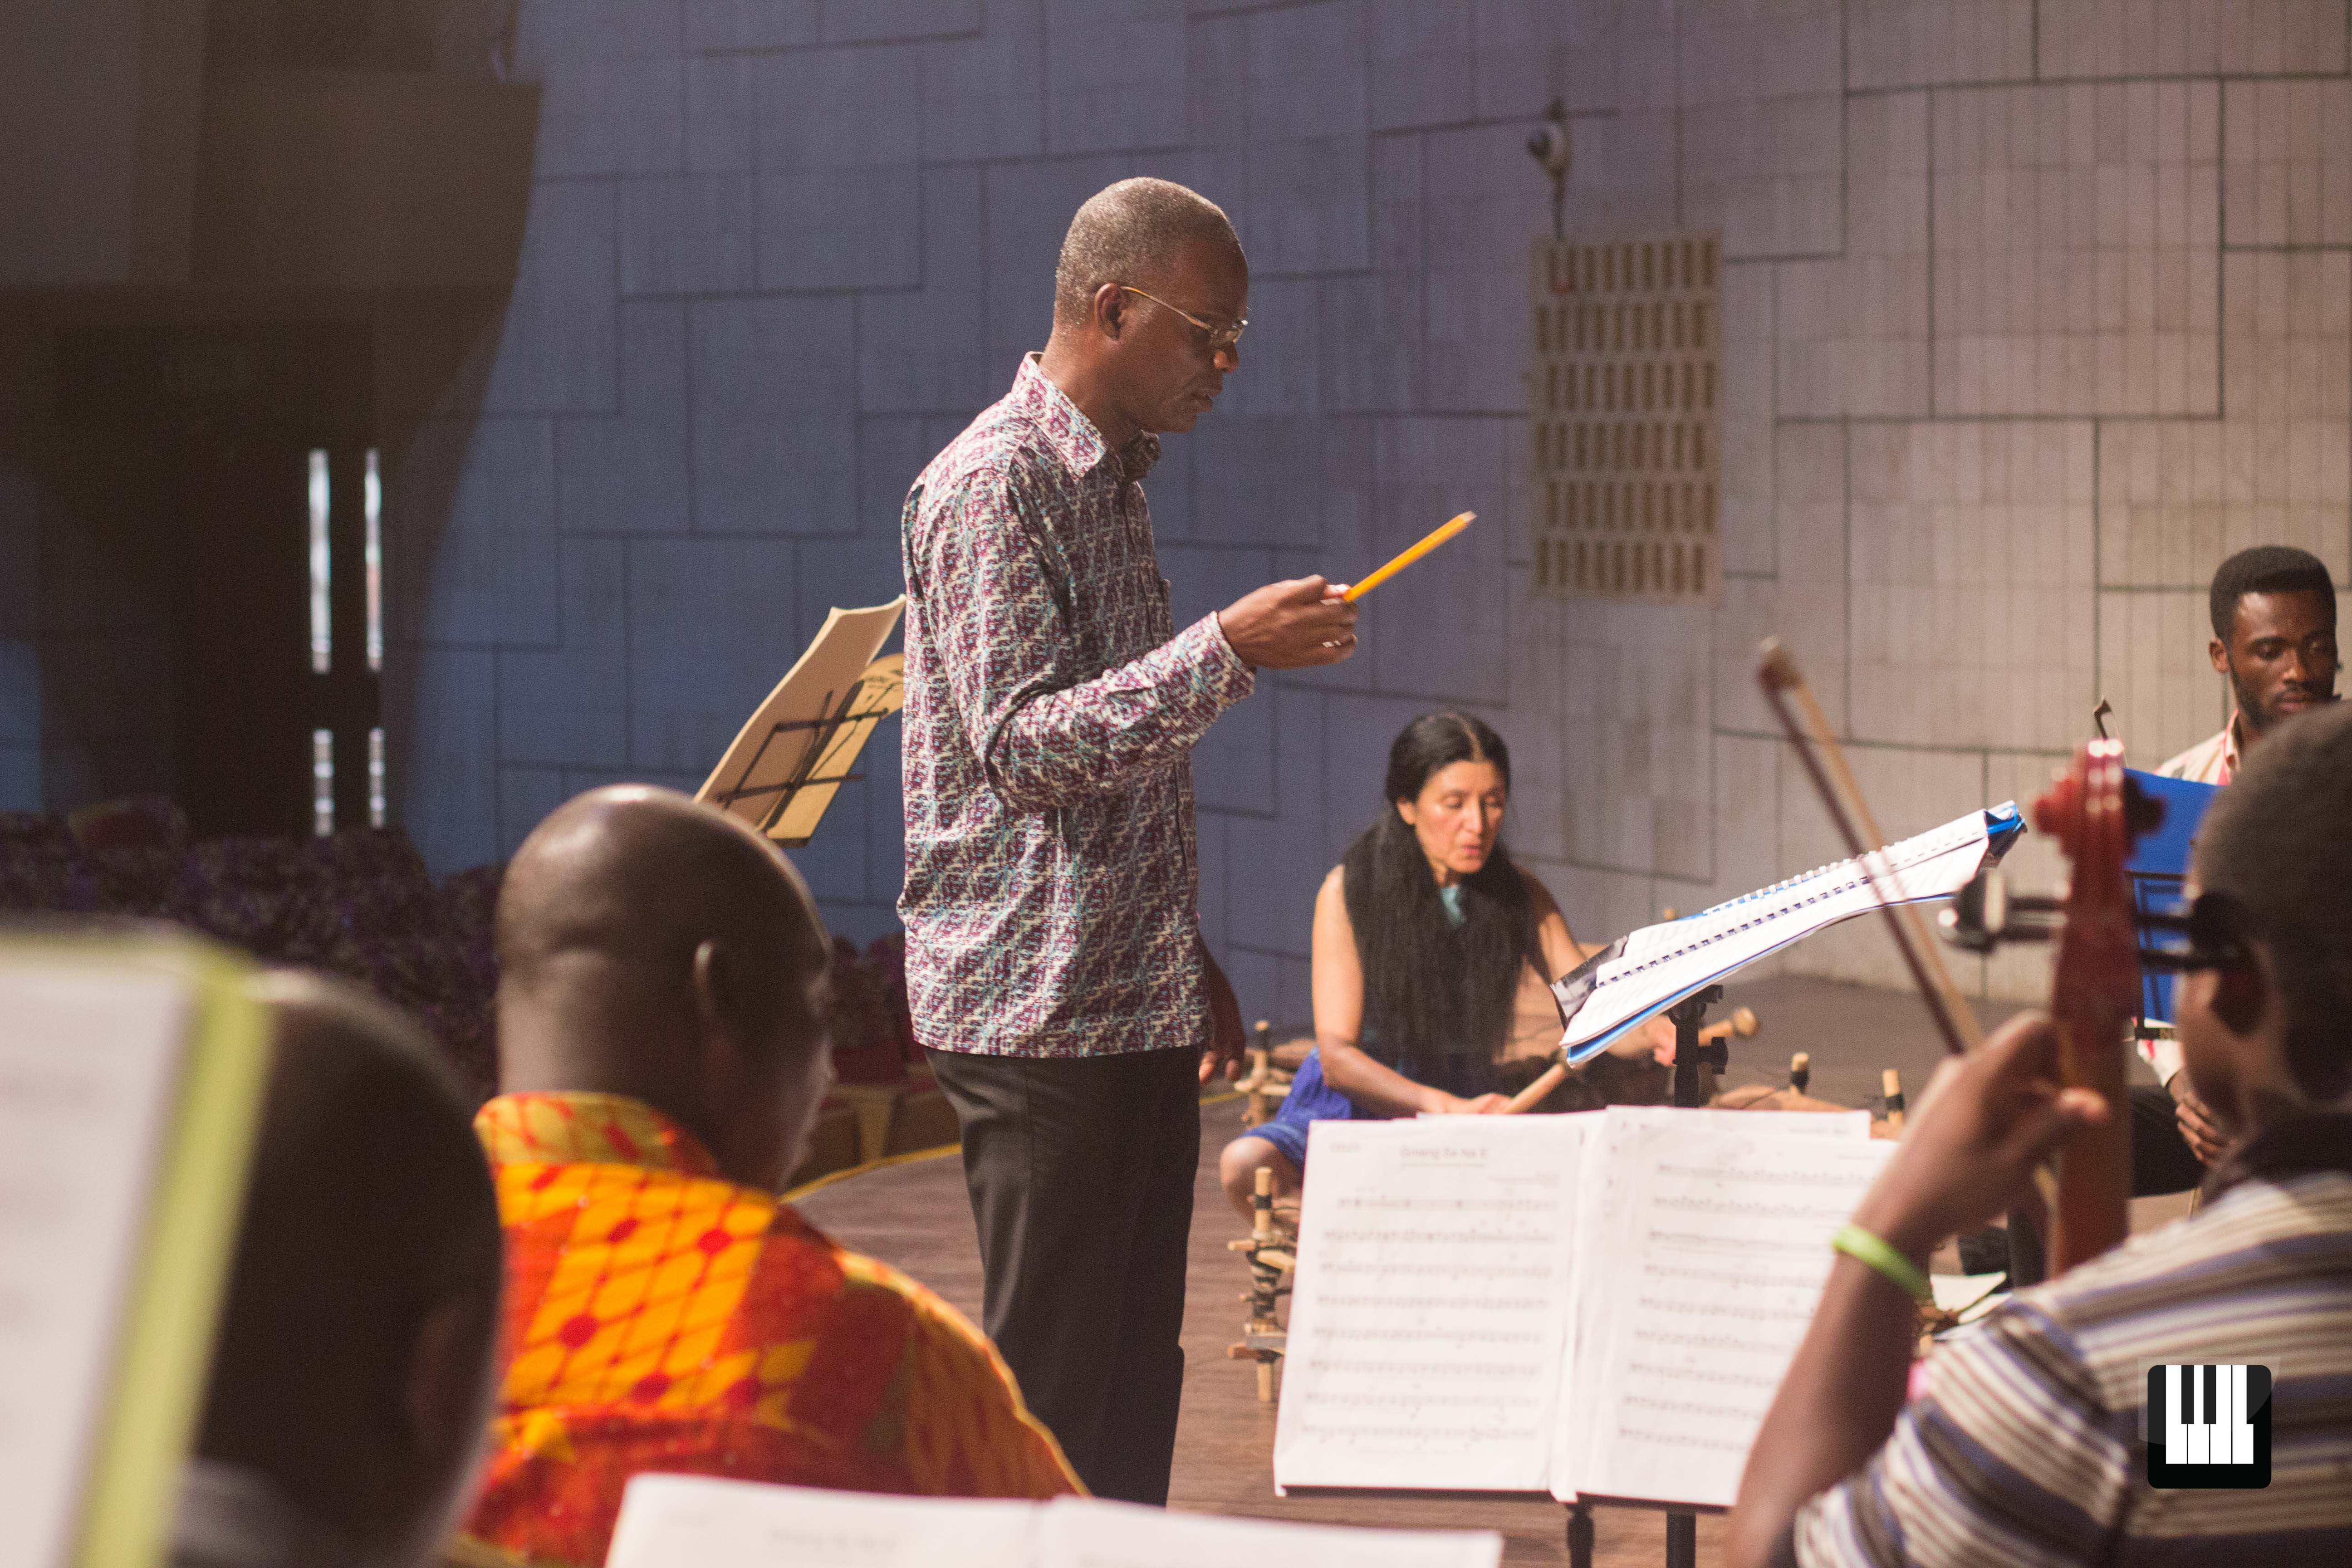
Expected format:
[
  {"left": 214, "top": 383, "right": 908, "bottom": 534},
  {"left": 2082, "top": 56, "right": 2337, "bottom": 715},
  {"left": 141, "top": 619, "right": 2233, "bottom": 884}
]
[{"left": 460, "top": 1093, "right": 1079, "bottom": 1568}]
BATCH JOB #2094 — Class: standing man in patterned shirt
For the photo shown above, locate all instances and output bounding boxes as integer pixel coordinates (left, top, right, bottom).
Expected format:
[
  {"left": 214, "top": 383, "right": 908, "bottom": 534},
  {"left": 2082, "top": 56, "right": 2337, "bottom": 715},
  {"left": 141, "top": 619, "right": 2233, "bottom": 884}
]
[{"left": 898, "top": 178, "right": 1356, "bottom": 1504}]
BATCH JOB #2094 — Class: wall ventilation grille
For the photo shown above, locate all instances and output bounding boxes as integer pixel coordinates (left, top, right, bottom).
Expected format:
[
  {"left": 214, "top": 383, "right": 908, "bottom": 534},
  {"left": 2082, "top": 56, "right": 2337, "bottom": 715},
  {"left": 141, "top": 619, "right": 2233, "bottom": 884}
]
[{"left": 1530, "top": 231, "right": 1722, "bottom": 605}]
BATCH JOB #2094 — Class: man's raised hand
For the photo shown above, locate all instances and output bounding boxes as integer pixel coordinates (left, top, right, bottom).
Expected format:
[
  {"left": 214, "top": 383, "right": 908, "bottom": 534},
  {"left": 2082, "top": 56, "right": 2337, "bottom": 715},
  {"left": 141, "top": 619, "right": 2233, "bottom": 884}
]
[{"left": 1218, "top": 576, "right": 1358, "bottom": 669}]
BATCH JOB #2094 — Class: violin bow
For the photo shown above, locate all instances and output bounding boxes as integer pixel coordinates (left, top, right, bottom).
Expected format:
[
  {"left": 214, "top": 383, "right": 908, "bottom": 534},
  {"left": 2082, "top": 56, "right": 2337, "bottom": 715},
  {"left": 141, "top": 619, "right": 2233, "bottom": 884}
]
[{"left": 1756, "top": 640, "right": 1986, "bottom": 1058}]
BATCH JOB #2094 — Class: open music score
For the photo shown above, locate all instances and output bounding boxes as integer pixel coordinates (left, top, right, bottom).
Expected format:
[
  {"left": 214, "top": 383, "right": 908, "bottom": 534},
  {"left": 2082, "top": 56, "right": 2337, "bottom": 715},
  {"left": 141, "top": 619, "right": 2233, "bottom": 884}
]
[
  {"left": 1274, "top": 1107, "right": 1888, "bottom": 1510},
  {"left": 605, "top": 1475, "right": 1504, "bottom": 1568},
  {"left": 1275, "top": 1117, "right": 1581, "bottom": 1492},
  {"left": 1557, "top": 1117, "right": 1889, "bottom": 1507}
]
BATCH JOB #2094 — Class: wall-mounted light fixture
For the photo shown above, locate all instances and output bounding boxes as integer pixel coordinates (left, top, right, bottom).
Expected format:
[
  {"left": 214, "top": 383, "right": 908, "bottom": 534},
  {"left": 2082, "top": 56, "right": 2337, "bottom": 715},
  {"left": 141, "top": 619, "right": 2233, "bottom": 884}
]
[{"left": 1526, "top": 97, "right": 1572, "bottom": 240}]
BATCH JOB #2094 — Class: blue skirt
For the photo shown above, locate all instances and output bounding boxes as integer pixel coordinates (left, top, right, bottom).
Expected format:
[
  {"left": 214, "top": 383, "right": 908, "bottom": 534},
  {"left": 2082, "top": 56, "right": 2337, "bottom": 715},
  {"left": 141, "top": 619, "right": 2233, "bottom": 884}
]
[{"left": 1235, "top": 1047, "right": 1376, "bottom": 1172}]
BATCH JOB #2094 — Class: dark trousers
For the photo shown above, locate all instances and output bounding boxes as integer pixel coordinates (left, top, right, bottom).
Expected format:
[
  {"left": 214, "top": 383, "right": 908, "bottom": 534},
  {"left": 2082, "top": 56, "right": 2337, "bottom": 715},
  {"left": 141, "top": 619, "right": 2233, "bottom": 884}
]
[
  {"left": 924, "top": 1045, "right": 1200, "bottom": 1505},
  {"left": 2131, "top": 1081, "right": 2209, "bottom": 1196},
  {"left": 2001, "top": 1083, "right": 2210, "bottom": 1288}
]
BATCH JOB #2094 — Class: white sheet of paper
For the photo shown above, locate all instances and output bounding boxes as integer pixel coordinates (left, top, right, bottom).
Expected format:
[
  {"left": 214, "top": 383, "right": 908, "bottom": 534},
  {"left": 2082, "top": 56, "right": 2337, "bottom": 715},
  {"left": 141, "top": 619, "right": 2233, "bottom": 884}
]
[
  {"left": 0, "top": 959, "right": 190, "bottom": 1568},
  {"left": 1554, "top": 806, "right": 2013, "bottom": 1059},
  {"left": 1930, "top": 1271, "right": 2009, "bottom": 1325},
  {"left": 1555, "top": 1121, "right": 1893, "bottom": 1507},
  {"left": 1034, "top": 1498, "right": 1501, "bottom": 1568},
  {"left": 1547, "top": 1107, "right": 1869, "bottom": 1502},
  {"left": 1273, "top": 1115, "right": 1588, "bottom": 1494},
  {"left": 1589, "top": 1105, "right": 1872, "bottom": 1141},
  {"left": 604, "top": 1475, "right": 1037, "bottom": 1568}
]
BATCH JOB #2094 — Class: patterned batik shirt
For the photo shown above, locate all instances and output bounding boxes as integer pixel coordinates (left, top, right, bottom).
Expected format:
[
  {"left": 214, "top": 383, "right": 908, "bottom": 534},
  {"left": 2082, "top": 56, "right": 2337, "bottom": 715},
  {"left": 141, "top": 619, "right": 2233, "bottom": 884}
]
[
  {"left": 460, "top": 1093, "right": 1079, "bottom": 1568},
  {"left": 899, "top": 356, "right": 1253, "bottom": 1058}
]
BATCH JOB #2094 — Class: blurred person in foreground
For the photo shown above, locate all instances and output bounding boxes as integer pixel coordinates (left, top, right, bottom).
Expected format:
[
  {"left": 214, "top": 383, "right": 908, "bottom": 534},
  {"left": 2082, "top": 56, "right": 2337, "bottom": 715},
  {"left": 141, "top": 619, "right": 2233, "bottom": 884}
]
[
  {"left": 1731, "top": 702, "right": 2352, "bottom": 1567},
  {"left": 458, "top": 787, "right": 1076, "bottom": 1568},
  {"left": 172, "top": 970, "right": 503, "bottom": 1568}
]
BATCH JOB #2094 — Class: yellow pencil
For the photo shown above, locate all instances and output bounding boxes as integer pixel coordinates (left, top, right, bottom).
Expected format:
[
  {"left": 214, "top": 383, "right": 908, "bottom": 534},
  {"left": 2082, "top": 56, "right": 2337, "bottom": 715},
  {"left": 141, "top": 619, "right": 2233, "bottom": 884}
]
[{"left": 1342, "top": 511, "right": 1475, "bottom": 602}]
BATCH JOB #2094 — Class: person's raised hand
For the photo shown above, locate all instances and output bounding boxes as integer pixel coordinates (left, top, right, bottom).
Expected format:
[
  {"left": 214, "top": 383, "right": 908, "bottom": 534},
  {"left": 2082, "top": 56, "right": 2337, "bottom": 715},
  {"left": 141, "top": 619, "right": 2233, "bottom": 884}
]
[
  {"left": 2172, "top": 1078, "right": 2232, "bottom": 1167},
  {"left": 1846, "top": 1011, "right": 2108, "bottom": 1264},
  {"left": 1218, "top": 576, "right": 1357, "bottom": 669}
]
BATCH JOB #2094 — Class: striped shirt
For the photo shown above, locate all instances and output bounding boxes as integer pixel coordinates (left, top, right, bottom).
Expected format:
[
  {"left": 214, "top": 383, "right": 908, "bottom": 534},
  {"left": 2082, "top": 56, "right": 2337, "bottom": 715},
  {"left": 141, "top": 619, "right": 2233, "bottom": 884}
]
[
  {"left": 898, "top": 356, "right": 1253, "bottom": 1058},
  {"left": 1795, "top": 1171, "right": 2352, "bottom": 1566}
]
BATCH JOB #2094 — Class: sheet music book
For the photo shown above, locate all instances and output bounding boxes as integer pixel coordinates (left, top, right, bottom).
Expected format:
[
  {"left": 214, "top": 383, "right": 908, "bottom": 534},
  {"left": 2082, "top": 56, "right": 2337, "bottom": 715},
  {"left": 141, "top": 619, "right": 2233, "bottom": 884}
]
[
  {"left": 1554, "top": 1117, "right": 1892, "bottom": 1507},
  {"left": 1273, "top": 1107, "right": 1889, "bottom": 1511},
  {"left": 697, "top": 598, "right": 906, "bottom": 846},
  {"left": 0, "top": 933, "right": 272, "bottom": 1568},
  {"left": 1552, "top": 804, "right": 2024, "bottom": 1061},
  {"left": 1273, "top": 1116, "right": 1585, "bottom": 1493},
  {"left": 604, "top": 1476, "right": 1503, "bottom": 1568}
]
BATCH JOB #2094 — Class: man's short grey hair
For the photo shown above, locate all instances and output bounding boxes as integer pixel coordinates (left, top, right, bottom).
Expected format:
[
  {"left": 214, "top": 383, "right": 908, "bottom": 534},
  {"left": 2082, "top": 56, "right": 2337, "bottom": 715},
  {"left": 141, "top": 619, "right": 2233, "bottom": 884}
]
[{"left": 1054, "top": 178, "right": 1243, "bottom": 328}]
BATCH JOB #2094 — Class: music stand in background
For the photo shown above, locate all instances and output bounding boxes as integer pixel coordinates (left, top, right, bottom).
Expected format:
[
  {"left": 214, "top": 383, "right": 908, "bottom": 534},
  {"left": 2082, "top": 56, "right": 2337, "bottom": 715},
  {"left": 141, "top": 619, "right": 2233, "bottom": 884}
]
[
  {"left": 2123, "top": 767, "right": 2218, "bottom": 1028},
  {"left": 697, "top": 598, "right": 906, "bottom": 846}
]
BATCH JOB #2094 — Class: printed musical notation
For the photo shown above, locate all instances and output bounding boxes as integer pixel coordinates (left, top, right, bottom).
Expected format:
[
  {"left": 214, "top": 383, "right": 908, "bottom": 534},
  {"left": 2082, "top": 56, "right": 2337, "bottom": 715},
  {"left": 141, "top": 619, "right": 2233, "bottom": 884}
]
[
  {"left": 1033, "top": 1497, "right": 1501, "bottom": 1568},
  {"left": 1557, "top": 1125, "right": 1892, "bottom": 1508},
  {"left": 603, "top": 1473, "right": 1036, "bottom": 1568},
  {"left": 1553, "top": 805, "right": 2022, "bottom": 1059},
  {"left": 1274, "top": 1117, "right": 1589, "bottom": 1493},
  {"left": 606, "top": 1478, "right": 1504, "bottom": 1568},
  {"left": 1275, "top": 1107, "right": 1887, "bottom": 1511}
]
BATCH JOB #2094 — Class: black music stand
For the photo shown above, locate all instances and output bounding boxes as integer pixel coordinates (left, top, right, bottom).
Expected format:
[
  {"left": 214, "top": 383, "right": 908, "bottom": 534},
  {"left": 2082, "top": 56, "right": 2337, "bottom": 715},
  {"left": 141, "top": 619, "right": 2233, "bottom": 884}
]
[
  {"left": 1565, "top": 983, "right": 1730, "bottom": 1568},
  {"left": 696, "top": 597, "right": 906, "bottom": 846},
  {"left": 704, "top": 670, "right": 902, "bottom": 845}
]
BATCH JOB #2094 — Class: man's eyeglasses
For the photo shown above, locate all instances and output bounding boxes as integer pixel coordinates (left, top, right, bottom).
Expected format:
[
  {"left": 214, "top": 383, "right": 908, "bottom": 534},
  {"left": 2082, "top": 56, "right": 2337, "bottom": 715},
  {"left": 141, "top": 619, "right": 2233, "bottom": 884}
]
[{"left": 1120, "top": 286, "right": 1248, "bottom": 352}]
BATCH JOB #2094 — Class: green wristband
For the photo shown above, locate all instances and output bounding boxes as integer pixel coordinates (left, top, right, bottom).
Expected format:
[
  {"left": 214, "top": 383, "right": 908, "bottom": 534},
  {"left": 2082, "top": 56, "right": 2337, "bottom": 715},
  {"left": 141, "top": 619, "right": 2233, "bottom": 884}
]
[{"left": 1831, "top": 1222, "right": 1932, "bottom": 1303}]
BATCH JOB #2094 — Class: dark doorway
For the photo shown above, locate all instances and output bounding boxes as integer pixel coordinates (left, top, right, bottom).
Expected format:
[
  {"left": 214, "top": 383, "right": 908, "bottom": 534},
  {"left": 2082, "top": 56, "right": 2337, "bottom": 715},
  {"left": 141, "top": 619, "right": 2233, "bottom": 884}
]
[{"left": 56, "top": 323, "right": 381, "bottom": 838}]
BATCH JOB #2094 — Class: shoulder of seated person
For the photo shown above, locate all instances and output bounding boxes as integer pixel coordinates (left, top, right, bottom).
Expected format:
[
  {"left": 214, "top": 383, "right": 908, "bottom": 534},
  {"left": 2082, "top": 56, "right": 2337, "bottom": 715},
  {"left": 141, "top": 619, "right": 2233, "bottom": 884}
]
[
  {"left": 441, "top": 1536, "right": 555, "bottom": 1568},
  {"left": 2013, "top": 1176, "right": 2352, "bottom": 1326}
]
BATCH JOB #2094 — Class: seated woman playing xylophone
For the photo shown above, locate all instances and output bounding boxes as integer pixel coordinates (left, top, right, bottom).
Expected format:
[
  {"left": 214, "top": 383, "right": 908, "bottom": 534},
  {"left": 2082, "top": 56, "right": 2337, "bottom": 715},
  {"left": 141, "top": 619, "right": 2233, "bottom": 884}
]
[{"left": 1217, "top": 711, "right": 1671, "bottom": 1221}]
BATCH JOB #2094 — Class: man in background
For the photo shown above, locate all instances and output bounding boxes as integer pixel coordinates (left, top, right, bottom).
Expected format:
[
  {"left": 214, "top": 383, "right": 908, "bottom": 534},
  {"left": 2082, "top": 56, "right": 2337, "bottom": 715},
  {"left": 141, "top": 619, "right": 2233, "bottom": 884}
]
[
  {"left": 898, "top": 177, "right": 1357, "bottom": 1504},
  {"left": 2136, "top": 545, "right": 2340, "bottom": 1191},
  {"left": 2157, "top": 544, "right": 2338, "bottom": 784},
  {"left": 461, "top": 787, "right": 1075, "bottom": 1568},
  {"left": 173, "top": 970, "right": 503, "bottom": 1568}
]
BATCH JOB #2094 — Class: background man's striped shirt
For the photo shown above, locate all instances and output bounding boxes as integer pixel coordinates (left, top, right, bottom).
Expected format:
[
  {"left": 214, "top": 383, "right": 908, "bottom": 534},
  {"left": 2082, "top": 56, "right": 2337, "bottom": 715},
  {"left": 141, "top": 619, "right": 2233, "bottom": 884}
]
[{"left": 1795, "top": 1172, "right": 2352, "bottom": 1566}]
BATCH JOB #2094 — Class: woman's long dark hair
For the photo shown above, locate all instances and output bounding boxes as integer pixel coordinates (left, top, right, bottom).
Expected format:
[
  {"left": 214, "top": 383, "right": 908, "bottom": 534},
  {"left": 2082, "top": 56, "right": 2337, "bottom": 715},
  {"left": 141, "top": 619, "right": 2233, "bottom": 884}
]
[{"left": 1342, "top": 713, "right": 1544, "bottom": 1093}]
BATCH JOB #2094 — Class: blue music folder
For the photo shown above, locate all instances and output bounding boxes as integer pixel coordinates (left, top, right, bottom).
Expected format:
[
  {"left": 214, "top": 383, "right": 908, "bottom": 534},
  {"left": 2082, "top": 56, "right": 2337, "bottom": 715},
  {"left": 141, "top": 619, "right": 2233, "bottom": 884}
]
[{"left": 2127, "top": 769, "right": 2220, "bottom": 1024}]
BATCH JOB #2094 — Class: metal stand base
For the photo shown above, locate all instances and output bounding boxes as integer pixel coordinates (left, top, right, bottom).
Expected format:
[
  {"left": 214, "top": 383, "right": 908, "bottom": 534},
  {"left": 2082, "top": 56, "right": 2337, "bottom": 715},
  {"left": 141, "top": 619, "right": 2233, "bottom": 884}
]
[
  {"left": 1665, "top": 1509, "right": 1697, "bottom": 1568},
  {"left": 1567, "top": 1502, "right": 1593, "bottom": 1568},
  {"left": 1663, "top": 985, "right": 1724, "bottom": 1565}
]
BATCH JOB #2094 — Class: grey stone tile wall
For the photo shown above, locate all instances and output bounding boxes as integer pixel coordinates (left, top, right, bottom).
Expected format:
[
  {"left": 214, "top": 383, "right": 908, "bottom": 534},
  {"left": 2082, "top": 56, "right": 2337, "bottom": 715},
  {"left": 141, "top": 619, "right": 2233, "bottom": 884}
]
[{"left": 350, "top": 0, "right": 2352, "bottom": 1014}]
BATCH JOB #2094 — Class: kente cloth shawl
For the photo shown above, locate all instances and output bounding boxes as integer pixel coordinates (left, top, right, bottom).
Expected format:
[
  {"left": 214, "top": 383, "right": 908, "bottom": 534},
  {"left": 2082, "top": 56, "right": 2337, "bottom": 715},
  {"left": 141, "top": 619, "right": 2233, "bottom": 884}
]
[{"left": 459, "top": 1093, "right": 1078, "bottom": 1568}]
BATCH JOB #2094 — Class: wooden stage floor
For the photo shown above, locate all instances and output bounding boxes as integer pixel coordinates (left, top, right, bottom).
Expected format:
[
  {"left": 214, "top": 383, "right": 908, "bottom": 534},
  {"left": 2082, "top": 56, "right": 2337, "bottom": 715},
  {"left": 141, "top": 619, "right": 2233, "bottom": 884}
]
[
  {"left": 798, "top": 975, "right": 2177, "bottom": 1566},
  {"left": 803, "top": 1099, "right": 1729, "bottom": 1564}
]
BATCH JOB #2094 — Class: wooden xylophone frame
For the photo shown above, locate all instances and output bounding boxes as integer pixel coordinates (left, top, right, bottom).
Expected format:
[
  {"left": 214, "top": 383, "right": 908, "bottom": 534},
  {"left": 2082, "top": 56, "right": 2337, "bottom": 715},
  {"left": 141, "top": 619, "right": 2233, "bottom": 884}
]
[{"left": 1225, "top": 1164, "right": 1292, "bottom": 1400}]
